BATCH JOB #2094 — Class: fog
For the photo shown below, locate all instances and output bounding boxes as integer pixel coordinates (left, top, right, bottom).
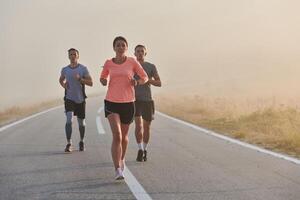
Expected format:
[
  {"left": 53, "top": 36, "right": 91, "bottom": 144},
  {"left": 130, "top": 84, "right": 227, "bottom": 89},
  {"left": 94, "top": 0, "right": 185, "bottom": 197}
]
[{"left": 1, "top": 0, "right": 300, "bottom": 110}]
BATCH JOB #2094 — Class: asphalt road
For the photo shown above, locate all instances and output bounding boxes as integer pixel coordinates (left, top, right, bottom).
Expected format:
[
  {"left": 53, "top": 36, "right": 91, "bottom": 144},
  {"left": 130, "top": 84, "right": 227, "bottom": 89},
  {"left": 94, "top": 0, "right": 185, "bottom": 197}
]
[{"left": 1, "top": 96, "right": 300, "bottom": 200}]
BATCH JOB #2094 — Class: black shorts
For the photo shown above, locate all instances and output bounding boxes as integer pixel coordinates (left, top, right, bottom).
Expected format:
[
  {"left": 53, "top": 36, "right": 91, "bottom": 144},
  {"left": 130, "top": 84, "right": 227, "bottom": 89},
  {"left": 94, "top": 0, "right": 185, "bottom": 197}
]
[
  {"left": 104, "top": 100, "right": 135, "bottom": 124},
  {"left": 135, "top": 100, "right": 155, "bottom": 122},
  {"left": 64, "top": 99, "right": 86, "bottom": 119}
]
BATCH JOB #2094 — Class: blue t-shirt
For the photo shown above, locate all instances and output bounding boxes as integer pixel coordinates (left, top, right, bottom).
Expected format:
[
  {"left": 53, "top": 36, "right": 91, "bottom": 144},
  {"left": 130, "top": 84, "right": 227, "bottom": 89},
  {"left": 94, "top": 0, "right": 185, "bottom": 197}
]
[{"left": 61, "top": 64, "right": 89, "bottom": 103}]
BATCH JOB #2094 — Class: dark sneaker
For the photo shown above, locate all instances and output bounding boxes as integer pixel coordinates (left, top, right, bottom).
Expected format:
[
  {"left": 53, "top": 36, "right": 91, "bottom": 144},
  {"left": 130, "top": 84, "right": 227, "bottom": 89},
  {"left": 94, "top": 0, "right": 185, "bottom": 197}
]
[
  {"left": 64, "top": 144, "right": 72, "bottom": 153},
  {"left": 79, "top": 141, "right": 85, "bottom": 151},
  {"left": 136, "top": 149, "right": 144, "bottom": 162},
  {"left": 143, "top": 150, "right": 147, "bottom": 161}
]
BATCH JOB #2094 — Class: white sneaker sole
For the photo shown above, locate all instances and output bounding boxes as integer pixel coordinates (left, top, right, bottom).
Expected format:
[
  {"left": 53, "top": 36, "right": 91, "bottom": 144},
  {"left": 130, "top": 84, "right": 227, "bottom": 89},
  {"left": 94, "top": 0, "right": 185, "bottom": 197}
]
[{"left": 115, "top": 175, "right": 124, "bottom": 180}]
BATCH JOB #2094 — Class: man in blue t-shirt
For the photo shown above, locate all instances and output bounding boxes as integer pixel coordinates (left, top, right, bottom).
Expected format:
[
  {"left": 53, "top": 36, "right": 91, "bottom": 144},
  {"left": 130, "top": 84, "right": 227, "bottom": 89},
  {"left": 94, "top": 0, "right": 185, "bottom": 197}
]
[
  {"left": 59, "top": 48, "right": 93, "bottom": 152},
  {"left": 134, "top": 45, "right": 162, "bottom": 162}
]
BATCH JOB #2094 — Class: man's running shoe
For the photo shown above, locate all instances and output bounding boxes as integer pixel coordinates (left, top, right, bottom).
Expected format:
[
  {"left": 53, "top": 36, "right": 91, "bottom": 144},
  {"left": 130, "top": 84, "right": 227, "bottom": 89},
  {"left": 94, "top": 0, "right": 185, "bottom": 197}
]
[
  {"left": 143, "top": 150, "right": 147, "bottom": 161},
  {"left": 136, "top": 149, "right": 144, "bottom": 162},
  {"left": 64, "top": 144, "right": 72, "bottom": 153},
  {"left": 115, "top": 168, "right": 124, "bottom": 180},
  {"left": 79, "top": 141, "right": 85, "bottom": 151}
]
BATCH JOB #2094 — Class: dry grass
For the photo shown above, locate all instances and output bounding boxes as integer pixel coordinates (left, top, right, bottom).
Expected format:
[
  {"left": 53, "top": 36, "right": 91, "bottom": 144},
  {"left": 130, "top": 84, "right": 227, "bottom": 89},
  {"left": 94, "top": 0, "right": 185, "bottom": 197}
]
[
  {"left": 0, "top": 93, "right": 103, "bottom": 127},
  {"left": 155, "top": 94, "right": 300, "bottom": 158},
  {"left": 0, "top": 99, "right": 62, "bottom": 126}
]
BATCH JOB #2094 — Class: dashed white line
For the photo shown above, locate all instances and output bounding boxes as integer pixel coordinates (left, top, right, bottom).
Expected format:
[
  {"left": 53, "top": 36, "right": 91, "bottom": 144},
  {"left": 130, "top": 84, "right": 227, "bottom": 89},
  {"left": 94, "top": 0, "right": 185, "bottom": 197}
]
[
  {"left": 157, "top": 111, "right": 300, "bottom": 165},
  {"left": 96, "top": 116, "right": 106, "bottom": 134},
  {"left": 98, "top": 106, "right": 103, "bottom": 114},
  {"left": 96, "top": 107, "right": 105, "bottom": 134}
]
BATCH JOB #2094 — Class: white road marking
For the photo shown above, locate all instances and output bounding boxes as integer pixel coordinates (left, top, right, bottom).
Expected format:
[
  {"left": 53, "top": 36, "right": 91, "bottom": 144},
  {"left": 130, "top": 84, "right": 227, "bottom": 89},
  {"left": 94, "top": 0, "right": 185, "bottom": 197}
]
[
  {"left": 123, "top": 166, "right": 152, "bottom": 200},
  {"left": 157, "top": 111, "right": 300, "bottom": 165},
  {"left": 96, "top": 106, "right": 105, "bottom": 134},
  {"left": 98, "top": 106, "right": 103, "bottom": 114},
  {"left": 96, "top": 106, "right": 152, "bottom": 200},
  {"left": 0, "top": 106, "right": 62, "bottom": 132},
  {"left": 96, "top": 116, "right": 105, "bottom": 134},
  {"left": 1, "top": 104, "right": 152, "bottom": 199}
]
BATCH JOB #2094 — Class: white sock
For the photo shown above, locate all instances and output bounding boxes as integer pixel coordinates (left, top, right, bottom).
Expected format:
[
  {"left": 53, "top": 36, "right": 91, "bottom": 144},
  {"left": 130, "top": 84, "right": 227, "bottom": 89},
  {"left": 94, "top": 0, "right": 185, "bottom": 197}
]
[
  {"left": 121, "top": 159, "right": 125, "bottom": 171},
  {"left": 115, "top": 168, "right": 120, "bottom": 174},
  {"left": 143, "top": 143, "right": 148, "bottom": 151},
  {"left": 138, "top": 143, "right": 144, "bottom": 150},
  {"left": 115, "top": 168, "right": 124, "bottom": 180}
]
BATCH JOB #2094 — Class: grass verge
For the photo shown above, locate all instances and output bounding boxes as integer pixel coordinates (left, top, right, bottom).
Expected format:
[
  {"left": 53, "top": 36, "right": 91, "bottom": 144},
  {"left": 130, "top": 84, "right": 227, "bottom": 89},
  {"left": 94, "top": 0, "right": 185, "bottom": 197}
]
[
  {"left": 0, "top": 99, "right": 62, "bottom": 127},
  {"left": 155, "top": 94, "right": 300, "bottom": 159}
]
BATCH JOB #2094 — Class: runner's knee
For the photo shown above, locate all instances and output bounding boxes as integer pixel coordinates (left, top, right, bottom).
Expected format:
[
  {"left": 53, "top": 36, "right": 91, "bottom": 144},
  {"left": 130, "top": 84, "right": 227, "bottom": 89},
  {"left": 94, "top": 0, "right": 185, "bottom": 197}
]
[
  {"left": 113, "top": 133, "right": 122, "bottom": 144},
  {"left": 66, "top": 112, "right": 73, "bottom": 124},
  {"left": 77, "top": 118, "right": 86, "bottom": 127},
  {"left": 144, "top": 125, "right": 150, "bottom": 132},
  {"left": 135, "top": 123, "right": 143, "bottom": 133}
]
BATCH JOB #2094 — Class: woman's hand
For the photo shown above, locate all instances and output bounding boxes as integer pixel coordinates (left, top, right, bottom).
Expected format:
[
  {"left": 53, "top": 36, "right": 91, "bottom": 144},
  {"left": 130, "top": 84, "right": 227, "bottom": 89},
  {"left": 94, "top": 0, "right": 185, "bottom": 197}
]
[
  {"left": 100, "top": 78, "right": 107, "bottom": 86},
  {"left": 131, "top": 79, "right": 138, "bottom": 86}
]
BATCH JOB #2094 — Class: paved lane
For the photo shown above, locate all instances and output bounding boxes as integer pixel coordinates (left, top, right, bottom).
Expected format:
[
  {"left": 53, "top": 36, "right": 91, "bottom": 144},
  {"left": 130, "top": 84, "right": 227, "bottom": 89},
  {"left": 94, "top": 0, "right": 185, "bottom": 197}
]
[{"left": 1, "top": 96, "right": 300, "bottom": 200}]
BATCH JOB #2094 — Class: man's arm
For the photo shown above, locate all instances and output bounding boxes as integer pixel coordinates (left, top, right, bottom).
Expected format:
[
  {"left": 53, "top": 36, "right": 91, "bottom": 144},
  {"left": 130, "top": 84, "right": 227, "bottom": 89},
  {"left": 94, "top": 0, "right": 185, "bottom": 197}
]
[
  {"left": 148, "top": 72, "right": 161, "bottom": 87},
  {"left": 59, "top": 75, "right": 68, "bottom": 89},
  {"left": 80, "top": 74, "right": 93, "bottom": 87}
]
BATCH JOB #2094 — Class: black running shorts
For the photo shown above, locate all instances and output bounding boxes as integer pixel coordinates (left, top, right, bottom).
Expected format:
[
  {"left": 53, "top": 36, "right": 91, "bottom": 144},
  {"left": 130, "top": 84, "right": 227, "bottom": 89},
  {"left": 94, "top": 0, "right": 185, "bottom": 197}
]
[
  {"left": 64, "top": 99, "right": 86, "bottom": 119},
  {"left": 134, "top": 100, "right": 155, "bottom": 122},
  {"left": 104, "top": 100, "right": 135, "bottom": 124}
]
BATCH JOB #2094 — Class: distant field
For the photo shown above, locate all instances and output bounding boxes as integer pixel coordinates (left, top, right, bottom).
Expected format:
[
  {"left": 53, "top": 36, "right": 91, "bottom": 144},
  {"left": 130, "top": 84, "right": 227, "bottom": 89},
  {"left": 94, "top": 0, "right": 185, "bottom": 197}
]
[
  {"left": 155, "top": 94, "right": 300, "bottom": 159},
  {"left": 0, "top": 99, "right": 62, "bottom": 126},
  {"left": 0, "top": 93, "right": 102, "bottom": 127}
]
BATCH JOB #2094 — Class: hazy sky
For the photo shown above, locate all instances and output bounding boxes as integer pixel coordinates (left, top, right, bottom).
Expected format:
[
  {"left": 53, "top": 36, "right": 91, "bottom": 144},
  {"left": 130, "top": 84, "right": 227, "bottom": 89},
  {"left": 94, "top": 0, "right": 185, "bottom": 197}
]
[{"left": 1, "top": 0, "right": 300, "bottom": 109}]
